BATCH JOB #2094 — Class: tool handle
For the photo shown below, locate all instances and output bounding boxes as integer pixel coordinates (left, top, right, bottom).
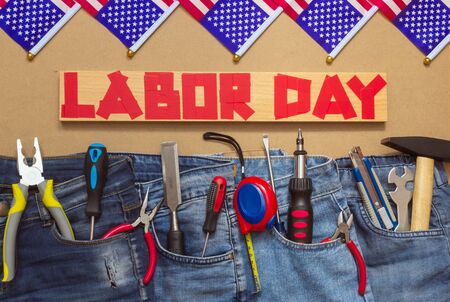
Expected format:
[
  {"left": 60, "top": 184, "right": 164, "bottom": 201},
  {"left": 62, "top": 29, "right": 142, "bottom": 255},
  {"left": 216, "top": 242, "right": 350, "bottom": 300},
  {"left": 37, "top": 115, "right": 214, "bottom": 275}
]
[
  {"left": 347, "top": 240, "right": 367, "bottom": 296},
  {"left": 203, "top": 176, "right": 227, "bottom": 234},
  {"left": 143, "top": 231, "right": 157, "bottom": 285},
  {"left": 102, "top": 224, "right": 134, "bottom": 239},
  {"left": 39, "top": 180, "right": 74, "bottom": 240},
  {"left": 84, "top": 144, "right": 108, "bottom": 218},
  {"left": 287, "top": 178, "right": 313, "bottom": 243},
  {"left": 2, "top": 183, "right": 28, "bottom": 282},
  {"left": 167, "top": 229, "right": 185, "bottom": 255},
  {"left": 411, "top": 157, "right": 434, "bottom": 231}
]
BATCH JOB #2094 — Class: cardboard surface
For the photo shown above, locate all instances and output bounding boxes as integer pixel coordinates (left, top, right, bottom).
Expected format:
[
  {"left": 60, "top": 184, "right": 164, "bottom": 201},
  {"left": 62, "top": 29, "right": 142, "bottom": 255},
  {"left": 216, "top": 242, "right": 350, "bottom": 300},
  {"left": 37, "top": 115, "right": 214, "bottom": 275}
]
[
  {"left": 0, "top": 10, "right": 448, "bottom": 175},
  {"left": 59, "top": 71, "right": 387, "bottom": 122}
]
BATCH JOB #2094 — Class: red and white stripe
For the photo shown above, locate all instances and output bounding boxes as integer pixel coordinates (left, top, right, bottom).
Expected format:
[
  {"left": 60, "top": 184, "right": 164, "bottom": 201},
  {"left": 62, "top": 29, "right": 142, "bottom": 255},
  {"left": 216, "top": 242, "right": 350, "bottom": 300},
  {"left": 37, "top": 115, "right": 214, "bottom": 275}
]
[
  {"left": 276, "top": 0, "right": 373, "bottom": 20},
  {"left": 180, "top": 0, "right": 278, "bottom": 21},
  {"left": 0, "top": 0, "right": 9, "bottom": 9},
  {"left": 76, "top": 0, "right": 108, "bottom": 16},
  {"left": 51, "top": 0, "right": 77, "bottom": 12},
  {"left": 274, "top": 0, "right": 311, "bottom": 19},
  {"left": 370, "top": 0, "right": 412, "bottom": 20}
]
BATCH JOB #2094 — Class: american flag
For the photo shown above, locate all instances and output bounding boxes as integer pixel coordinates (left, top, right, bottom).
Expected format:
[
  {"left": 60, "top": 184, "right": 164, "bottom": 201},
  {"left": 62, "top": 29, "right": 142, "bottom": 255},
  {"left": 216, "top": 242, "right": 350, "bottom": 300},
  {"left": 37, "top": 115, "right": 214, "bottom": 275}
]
[
  {"left": 76, "top": 0, "right": 179, "bottom": 52},
  {"left": 179, "top": 0, "right": 283, "bottom": 58},
  {"left": 276, "top": 0, "right": 377, "bottom": 60},
  {"left": 0, "top": 0, "right": 80, "bottom": 56},
  {"left": 371, "top": 0, "right": 449, "bottom": 60}
]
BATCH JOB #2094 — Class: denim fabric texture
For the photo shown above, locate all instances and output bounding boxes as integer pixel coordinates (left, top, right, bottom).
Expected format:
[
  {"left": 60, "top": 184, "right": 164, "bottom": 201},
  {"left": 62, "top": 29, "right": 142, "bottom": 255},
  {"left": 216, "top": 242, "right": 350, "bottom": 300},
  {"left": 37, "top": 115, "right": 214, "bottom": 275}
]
[
  {"left": 337, "top": 156, "right": 450, "bottom": 302},
  {"left": 0, "top": 152, "right": 448, "bottom": 301}
]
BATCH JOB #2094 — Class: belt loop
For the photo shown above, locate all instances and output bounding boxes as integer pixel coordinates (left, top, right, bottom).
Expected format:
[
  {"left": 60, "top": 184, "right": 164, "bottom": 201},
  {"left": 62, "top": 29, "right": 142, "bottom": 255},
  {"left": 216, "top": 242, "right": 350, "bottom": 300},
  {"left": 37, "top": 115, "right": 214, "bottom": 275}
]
[{"left": 34, "top": 193, "right": 52, "bottom": 226}]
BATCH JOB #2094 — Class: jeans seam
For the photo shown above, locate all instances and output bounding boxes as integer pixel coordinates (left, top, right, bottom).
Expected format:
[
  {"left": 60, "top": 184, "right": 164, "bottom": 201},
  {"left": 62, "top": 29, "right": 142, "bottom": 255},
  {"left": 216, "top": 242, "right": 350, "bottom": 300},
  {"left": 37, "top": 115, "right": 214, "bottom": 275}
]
[
  {"left": 431, "top": 199, "right": 450, "bottom": 255},
  {"left": 223, "top": 195, "right": 240, "bottom": 301},
  {"left": 120, "top": 190, "right": 146, "bottom": 302}
]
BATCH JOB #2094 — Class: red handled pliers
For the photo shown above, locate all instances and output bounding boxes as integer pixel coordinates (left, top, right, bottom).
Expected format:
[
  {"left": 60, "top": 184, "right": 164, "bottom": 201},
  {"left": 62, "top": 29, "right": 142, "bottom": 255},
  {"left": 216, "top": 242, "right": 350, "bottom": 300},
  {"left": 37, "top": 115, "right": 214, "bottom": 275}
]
[
  {"left": 321, "top": 212, "right": 367, "bottom": 296},
  {"left": 102, "top": 189, "right": 162, "bottom": 285}
]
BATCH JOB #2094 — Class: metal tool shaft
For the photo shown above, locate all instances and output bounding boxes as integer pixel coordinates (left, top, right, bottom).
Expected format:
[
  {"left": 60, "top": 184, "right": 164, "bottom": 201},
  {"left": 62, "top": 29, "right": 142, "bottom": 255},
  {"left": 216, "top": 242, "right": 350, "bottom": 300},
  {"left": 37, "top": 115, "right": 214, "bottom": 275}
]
[
  {"left": 295, "top": 129, "right": 306, "bottom": 179},
  {"left": 262, "top": 135, "right": 283, "bottom": 231},
  {"left": 89, "top": 217, "right": 95, "bottom": 240}
]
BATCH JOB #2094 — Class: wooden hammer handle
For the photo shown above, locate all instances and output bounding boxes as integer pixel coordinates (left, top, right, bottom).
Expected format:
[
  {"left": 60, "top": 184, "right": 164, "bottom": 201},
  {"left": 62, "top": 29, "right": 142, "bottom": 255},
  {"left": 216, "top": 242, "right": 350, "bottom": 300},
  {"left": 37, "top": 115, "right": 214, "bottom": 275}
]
[{"left": 411, "top": 157, "right": 434, "bottom": 231}]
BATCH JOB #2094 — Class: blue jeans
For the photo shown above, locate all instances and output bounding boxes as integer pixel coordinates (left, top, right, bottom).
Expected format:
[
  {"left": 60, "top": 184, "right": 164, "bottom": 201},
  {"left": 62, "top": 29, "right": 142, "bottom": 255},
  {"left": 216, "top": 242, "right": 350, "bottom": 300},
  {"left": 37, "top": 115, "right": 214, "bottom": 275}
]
[
  {"left": 0, "top": 152, "right": 449, "bottom": 301},
  {"left": 336, "top": 156, "right": 450, "bottom": 301}
]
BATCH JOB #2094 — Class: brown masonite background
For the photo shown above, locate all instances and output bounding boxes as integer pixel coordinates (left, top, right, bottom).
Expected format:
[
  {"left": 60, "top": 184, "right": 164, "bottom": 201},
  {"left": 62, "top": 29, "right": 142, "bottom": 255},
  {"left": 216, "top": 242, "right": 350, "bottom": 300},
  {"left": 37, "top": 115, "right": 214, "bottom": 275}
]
[{"left": 0, "top": 9, "right": 448, "bottom": 171}]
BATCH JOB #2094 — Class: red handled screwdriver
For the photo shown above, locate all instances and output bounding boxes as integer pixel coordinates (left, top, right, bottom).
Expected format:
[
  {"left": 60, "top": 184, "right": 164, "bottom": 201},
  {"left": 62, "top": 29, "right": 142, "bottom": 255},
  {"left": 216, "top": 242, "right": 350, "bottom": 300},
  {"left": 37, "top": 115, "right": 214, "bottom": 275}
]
[
  {"left": 201, "top": 176, "right": 227, "bottom": 257},
  {"left": 287, "top": 129, "right": 313, "bottom": 243}
]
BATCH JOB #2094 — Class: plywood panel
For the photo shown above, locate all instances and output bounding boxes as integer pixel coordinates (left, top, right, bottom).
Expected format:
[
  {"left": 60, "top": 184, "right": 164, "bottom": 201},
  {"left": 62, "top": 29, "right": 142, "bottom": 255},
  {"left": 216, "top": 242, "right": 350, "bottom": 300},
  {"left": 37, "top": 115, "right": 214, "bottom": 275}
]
[{"left": 0, "top": 10, "right": 447, "bottom": 174}]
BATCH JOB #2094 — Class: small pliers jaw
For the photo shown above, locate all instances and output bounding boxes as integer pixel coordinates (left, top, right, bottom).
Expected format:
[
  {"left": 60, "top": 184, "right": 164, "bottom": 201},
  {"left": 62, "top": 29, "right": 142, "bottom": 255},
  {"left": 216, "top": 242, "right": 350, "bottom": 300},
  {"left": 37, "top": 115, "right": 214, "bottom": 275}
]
[{"left": 331, "top": 212, "right": 353, "bottom": 243}]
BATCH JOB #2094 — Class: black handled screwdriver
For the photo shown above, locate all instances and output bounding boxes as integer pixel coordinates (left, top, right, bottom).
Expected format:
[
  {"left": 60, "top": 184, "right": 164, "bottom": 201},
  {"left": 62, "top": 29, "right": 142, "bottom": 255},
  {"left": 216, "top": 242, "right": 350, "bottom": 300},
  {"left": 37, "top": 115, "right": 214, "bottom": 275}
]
[
  {"left": 201, "top": 176, "right": 227, "bottom": 257},
  {"left": 84, "top": 143, "right": 108, "bottom": 240},
  {"left": 287, "top": 129, "right": 313, "bottom": 243}
]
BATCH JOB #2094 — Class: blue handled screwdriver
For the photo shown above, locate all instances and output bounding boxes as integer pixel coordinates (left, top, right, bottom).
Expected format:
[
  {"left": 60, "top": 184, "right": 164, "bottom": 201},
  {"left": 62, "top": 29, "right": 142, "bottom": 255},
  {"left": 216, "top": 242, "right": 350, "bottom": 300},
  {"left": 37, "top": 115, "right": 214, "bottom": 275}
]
[{"left": 84, "top": 143, "right": 108, "bottom": 240}]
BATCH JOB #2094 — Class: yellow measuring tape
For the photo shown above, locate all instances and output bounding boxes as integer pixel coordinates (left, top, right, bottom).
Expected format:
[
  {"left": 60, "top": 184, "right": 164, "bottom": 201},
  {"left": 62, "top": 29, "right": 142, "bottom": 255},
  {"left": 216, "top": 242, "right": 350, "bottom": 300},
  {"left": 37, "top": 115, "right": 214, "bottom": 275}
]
[{"left": 245, "top": 233, "right": 261, "bottom": 293}]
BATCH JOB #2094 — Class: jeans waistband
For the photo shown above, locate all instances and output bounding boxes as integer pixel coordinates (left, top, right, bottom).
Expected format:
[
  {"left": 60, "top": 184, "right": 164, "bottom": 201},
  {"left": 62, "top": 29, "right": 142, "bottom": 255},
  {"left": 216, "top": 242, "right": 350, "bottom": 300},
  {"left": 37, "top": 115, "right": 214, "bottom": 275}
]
[
  {"left": 0, "top": 151, "right": 345, "bottom": 220},
  {"left": 122, "top": 152, "right": 343, "bottom": 212},
  {"left": 336, "top": 155, "right": 449, "bottom": 187},
  {"left": 0, "top": 156, "right": 137, "bottom": 223}
]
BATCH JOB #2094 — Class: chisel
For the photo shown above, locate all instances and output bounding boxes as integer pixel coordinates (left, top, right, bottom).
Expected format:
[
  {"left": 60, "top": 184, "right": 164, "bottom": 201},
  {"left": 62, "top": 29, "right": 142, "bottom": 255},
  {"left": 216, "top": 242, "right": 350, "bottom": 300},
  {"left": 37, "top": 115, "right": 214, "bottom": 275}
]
[
  {"left": 161, "top": 141, "right": 185, "bottom": 255},
  {"left": 84, "top": 143, "right": 108, "bottom": 240}
]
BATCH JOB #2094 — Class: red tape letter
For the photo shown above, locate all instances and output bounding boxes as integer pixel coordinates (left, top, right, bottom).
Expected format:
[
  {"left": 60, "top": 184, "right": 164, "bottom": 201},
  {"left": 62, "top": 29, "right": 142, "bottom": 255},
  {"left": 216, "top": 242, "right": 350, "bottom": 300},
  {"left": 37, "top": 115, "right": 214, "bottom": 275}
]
[
  {"left": 96, "top": 71, "right": 143, "bottom": 120},
  {"left": 347, "top": 75, "right": 387, "bottom": 120},
  {"left": 182, "top": 73, "right": 218, "bottom": 120},
  {"left": 60, "top": 72, "right": 95, "bottom": 118},
  {"left": 144, "top": 72, "right": 180, "bottom": 120},
  {"left": 313, "top": 75, "right": 357, "bottom": 120},
  {"left": 219, "top": 73, "right": 254, "bottom": 121},
  {"left": 274, "top": 74, "right": 311, "bottom": 120}
]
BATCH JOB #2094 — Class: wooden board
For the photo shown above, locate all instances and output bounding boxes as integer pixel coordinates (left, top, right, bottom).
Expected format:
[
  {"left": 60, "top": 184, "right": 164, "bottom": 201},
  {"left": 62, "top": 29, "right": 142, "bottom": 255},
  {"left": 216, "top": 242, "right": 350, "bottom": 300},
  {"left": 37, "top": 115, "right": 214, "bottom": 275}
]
[{"left": 59, "top": 71, "right": 387, "bottom": 122}]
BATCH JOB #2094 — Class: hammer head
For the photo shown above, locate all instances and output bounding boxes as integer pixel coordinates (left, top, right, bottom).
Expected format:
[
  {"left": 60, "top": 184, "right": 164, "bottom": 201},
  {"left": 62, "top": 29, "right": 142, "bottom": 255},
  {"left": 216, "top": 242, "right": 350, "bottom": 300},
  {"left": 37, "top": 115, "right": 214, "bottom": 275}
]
[{"left": 381, "top": 136, "right": 450, "bottom": 161}]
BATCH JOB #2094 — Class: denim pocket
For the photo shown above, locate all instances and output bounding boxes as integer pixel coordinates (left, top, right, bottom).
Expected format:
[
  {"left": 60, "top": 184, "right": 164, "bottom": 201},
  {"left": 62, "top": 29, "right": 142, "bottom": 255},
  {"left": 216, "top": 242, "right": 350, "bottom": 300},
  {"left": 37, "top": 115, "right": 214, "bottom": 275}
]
[
  {"left": 132, "top": 194, "right": 238, "bottom": 302},
  {"left": 247, "top": 188, "right": 374, "bottom": 302},
  {"left": 2, "top": 222, "right": 141, "bottom": 301},
  {"left": 347, "top": 184, "right": 450, "bottom": 302}
]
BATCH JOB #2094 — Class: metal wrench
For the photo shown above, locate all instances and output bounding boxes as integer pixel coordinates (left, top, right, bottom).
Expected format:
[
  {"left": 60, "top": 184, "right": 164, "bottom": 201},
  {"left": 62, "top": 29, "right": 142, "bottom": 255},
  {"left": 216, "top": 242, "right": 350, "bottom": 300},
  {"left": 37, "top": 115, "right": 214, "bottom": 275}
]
[{"left": 388, "top": 167, "right": 414, "bottom": 232}]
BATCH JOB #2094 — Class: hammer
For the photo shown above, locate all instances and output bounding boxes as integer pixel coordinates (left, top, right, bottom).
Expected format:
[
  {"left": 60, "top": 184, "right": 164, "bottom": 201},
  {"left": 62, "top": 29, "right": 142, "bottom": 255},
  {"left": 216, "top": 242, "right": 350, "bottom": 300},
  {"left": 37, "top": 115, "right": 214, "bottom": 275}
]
[{"left": 381, "top": 137, "right": 450, "bottom": 231}]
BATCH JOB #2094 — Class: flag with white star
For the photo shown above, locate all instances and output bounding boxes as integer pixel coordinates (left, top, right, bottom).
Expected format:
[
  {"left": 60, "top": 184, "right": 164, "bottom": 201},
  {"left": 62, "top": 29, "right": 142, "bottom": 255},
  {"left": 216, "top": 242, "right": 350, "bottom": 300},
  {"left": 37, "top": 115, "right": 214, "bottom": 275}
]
[
  {"left": 76, "top": 0, "right": 179, "bottom": 54},
  {"left": 0, "top": 0, "right": 80, "bottom": 58},
  {"left": 179, "top": 0, "right": 282, "bottom": 60},
  {"left": 275, "top": 0, "right": 377, "bottom": 61},
  {"left": 371, "top": 0, "right": 449, "bottom": 61}
]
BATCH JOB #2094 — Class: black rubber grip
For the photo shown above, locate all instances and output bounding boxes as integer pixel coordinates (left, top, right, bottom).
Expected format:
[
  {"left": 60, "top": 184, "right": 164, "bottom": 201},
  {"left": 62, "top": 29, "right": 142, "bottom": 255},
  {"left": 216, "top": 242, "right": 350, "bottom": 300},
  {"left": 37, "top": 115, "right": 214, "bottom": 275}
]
[
  {"left": 287, "top": 178, "right": 313, "bottom": 244},
  {"left": 203, "top": 182, "right": 219, "bottom": 233},
  {"left": 84, "top": 145, "right": 108, "bottom": 218},
  {"left": 167, "top": 230, "right": 185, "bottom": 255}
]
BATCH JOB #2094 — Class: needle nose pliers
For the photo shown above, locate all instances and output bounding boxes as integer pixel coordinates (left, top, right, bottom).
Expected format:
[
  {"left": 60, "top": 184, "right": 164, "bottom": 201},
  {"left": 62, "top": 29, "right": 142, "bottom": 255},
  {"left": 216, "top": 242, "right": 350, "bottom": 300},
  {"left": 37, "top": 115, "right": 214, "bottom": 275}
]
[
  {"left": 102, "top": 189, "right": 162, "bottom": 285},
  {"left": 322, "top": 212, "right": 367, "bottom": 296},
  {"left": 2, "top": 138, "right": 74, "bottom": 282}
]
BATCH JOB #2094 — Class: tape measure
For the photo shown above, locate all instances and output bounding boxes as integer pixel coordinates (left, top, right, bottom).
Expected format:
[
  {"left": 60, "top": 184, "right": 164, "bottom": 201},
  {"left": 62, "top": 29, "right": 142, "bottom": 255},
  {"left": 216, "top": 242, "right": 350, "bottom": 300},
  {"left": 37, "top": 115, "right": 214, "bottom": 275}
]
[
  {"left": 203, "top": 132, "right": 279, "bottom": 294},
  {"left": 245, "top": 233, "right": 261, "bottom": 293}
]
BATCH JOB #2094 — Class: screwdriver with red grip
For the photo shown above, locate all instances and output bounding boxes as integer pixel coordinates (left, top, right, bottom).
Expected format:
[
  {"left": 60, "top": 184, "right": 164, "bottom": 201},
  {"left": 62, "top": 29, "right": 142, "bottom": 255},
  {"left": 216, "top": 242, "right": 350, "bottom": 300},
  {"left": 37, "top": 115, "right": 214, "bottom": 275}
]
[
  {"left": 201, "top": 176, "right": 227, "bottom": 257},
  {"left": 287, "top": 129, "right": 313, "bottom": 243}
]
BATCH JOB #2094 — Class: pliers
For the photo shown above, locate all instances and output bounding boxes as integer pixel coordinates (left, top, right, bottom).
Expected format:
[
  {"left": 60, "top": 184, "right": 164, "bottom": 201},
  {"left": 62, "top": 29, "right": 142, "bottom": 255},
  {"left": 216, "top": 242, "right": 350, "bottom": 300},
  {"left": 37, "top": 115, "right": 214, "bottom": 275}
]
[
  {"left": 102, "top": 189, "right": 162, "bottom": 285},
  {"left": 321, "top": 211, "right": 367, "bottom": 296},
  {"left": 2, "top": 138, "right": 74, "bottom": 282}
]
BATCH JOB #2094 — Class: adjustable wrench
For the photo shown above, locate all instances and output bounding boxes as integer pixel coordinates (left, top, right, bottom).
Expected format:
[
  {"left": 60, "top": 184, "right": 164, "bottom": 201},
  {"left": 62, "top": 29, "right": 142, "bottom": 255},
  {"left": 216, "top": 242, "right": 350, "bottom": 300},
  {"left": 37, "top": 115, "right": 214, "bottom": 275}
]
[{"left": 388, "top": 167, "right": 414, "bottom": 232}]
